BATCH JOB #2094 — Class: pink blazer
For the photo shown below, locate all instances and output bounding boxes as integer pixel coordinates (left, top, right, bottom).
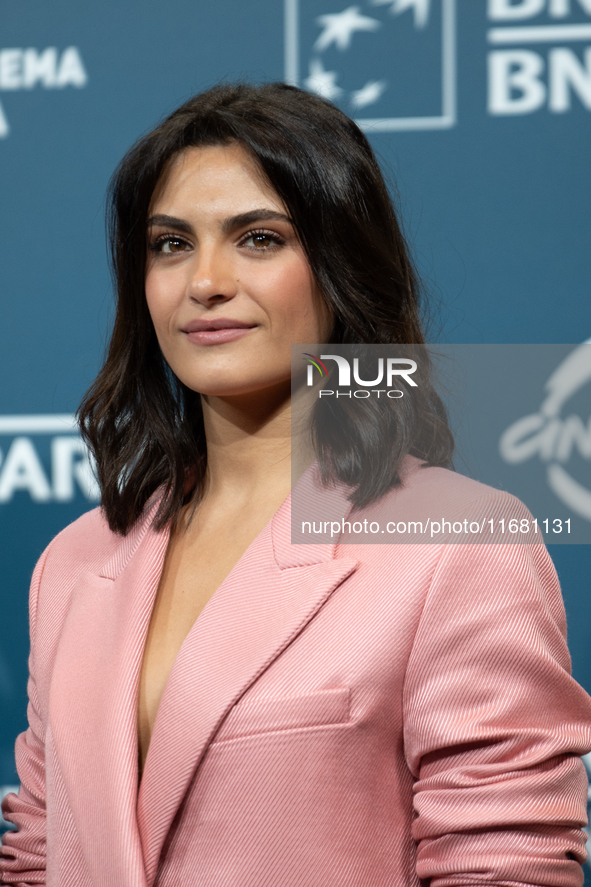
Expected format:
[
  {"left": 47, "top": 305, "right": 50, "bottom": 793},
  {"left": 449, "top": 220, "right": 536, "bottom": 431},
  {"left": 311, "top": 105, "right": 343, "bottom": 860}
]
[{"left": 2, "top": 460, "right": 591, "bottom": 887}]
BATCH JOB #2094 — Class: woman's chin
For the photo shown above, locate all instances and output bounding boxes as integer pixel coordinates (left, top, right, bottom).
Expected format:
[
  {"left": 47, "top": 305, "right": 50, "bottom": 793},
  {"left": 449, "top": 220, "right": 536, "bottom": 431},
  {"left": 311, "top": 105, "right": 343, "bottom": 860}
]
[{"left": 190, "top": 376, "right": 293, "bottom": 402}]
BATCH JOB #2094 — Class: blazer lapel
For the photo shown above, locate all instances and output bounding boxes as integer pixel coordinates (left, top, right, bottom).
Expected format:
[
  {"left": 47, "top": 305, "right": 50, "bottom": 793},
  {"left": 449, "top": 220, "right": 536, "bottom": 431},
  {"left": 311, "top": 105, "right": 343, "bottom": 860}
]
[
  {"left": 137, "top": 470, "right": 358, "bottom": 885},
  {"left": 48, "top": 499, "right": 170, "bottom": 887}
]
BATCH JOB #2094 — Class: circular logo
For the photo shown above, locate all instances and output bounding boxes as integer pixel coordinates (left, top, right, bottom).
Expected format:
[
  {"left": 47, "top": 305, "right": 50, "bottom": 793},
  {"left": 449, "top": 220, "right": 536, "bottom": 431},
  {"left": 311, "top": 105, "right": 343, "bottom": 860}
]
[{"left": 499, "top": 343, "right": 591, "bottom": 521}]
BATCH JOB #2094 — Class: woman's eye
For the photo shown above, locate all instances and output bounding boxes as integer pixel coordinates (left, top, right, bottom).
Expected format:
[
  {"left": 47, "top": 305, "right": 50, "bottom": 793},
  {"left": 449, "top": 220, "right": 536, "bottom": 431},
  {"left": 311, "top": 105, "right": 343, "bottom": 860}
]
[
  {"left": 241, "top": 230, "right": 284, "bottom": 251},
  {"left": 160, "top": 237, "right": 189, "bottom": 253},
  {"left": 150, "top": 236, "right": 190, "bottom": 254}
]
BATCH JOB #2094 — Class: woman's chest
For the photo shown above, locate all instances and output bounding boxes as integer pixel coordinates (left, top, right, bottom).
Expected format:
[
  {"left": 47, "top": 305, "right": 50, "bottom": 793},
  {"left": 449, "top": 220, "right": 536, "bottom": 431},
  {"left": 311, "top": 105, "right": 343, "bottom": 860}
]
[{"left": 137, "top": 526, "right": 260, "bottom": 770}]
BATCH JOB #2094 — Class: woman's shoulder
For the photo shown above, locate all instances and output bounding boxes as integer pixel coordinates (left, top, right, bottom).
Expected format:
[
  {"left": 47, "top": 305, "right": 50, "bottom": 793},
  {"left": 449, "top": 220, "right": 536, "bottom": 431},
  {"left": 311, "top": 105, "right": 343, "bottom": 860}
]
[
  {"left": 37, "top": 492, "right": 160, "bottom": 585},
  {"left": 41, "top": 506, "right": 120, "bottom": 574},
  {"left": 349, "top": 457, "right": 542, "bottom": 552},
  {"left": 374, "top": 456, "right": 530, "bottom": 518},
  {"left": 355, "top": 460, "right": 561, "bottom": 613}
]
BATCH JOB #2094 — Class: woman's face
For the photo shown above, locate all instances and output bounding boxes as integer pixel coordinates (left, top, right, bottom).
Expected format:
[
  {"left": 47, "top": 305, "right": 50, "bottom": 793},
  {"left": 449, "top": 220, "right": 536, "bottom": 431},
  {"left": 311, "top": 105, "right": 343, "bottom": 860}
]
[{"left": 145, "top": 143, "right": 332, "bottom": 400}]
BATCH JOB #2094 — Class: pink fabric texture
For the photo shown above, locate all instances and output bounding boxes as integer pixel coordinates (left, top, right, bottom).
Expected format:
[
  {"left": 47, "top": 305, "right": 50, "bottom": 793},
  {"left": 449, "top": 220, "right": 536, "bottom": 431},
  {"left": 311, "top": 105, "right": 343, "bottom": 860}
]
[{"left": 1, "top": 461, "right": 591, "bottom": 887}]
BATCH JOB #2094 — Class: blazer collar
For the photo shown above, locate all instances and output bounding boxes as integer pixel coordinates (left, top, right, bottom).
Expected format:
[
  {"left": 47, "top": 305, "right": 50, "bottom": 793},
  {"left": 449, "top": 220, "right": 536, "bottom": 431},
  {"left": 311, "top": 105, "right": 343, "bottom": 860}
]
[
  {"left": 272, "top": 462, "right": 356, "bottom": 568},
  {"left": 48, "top": 495, "right": 168, "bottom": 887}
]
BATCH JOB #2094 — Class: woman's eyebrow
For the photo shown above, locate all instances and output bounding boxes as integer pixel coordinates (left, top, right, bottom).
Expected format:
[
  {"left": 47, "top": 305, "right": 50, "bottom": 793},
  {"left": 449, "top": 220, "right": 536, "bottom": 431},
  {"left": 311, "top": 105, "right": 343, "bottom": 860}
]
[
  {"left": 146, "top": 214, "right": 194, "bottom": 233},
  {"left": 221, "top": 209, "right": 292, "bottom": 233},
  {"left": 146, "top": 210, "right": 292, "bottom": 235}
]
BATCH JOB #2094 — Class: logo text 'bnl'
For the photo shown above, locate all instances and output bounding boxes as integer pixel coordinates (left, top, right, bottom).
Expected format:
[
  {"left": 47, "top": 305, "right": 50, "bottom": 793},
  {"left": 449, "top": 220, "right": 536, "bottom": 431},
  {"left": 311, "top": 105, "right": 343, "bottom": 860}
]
[{"left": 488, "top": 0, "right": 591, "bottom": 115}]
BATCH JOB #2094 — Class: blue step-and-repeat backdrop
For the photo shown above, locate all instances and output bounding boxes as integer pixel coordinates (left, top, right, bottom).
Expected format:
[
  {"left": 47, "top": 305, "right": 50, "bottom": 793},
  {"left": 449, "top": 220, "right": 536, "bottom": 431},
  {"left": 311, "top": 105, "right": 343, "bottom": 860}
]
[{"left": 1, "top": 0, "right": 591, "bottom": 866}]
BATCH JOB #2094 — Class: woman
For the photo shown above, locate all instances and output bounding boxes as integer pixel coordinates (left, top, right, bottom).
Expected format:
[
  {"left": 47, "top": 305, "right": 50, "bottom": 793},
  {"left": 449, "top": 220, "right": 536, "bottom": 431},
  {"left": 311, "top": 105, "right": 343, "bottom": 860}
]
[{"left": 1, "top": 82, "right": 590, "bottom": 887}]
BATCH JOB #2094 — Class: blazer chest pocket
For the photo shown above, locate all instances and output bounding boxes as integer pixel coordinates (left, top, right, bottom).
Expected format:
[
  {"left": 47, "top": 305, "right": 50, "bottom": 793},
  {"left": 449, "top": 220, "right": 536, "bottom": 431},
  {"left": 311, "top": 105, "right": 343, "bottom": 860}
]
[{"left": 213, "top": 687, "right": 351, "bottom": 743}]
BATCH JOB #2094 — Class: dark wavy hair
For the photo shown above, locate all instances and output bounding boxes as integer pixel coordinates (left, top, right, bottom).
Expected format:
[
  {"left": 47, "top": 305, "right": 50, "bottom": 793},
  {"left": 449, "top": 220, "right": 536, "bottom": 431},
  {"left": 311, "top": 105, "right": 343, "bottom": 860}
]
[{"left": 78, "top": 81, "right": 453, "bottom": 535}]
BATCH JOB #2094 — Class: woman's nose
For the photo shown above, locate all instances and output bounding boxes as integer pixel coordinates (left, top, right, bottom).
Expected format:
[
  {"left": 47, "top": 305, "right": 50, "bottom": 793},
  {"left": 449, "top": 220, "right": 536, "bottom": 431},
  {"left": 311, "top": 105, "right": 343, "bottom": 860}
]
[{"left": 187, "top": 244, "right": 237, "bottom": 306}]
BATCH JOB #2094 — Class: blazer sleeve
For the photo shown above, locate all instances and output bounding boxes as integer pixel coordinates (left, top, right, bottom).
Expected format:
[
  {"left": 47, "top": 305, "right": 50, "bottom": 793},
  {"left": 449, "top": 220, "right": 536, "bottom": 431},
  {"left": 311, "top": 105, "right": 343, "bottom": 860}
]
[
  {"left": 403, "top": 536, "right": 591, "bottom": 887},
  {"left": 0, "top": 546, "right": 50, "bottom": 886}
]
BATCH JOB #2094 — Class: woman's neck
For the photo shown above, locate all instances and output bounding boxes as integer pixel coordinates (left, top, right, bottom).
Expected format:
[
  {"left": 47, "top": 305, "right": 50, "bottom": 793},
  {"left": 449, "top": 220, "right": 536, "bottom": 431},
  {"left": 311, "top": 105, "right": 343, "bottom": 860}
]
[
  {"left": 198, "top": 383, "right": 280, "bottom": 501},
  {"left": 198, "top": 380, "right": 315, "bottom": 510}
]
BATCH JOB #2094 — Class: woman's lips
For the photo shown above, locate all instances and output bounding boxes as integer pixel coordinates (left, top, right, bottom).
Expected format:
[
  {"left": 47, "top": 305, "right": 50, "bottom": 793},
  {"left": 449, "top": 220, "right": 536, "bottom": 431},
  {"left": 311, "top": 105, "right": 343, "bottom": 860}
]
[
  {"left": 181, "top": 319, "right": 256, "bottom": 345},
  {"left": 185, "top": 326, "right": 255, "bottom": 345}
]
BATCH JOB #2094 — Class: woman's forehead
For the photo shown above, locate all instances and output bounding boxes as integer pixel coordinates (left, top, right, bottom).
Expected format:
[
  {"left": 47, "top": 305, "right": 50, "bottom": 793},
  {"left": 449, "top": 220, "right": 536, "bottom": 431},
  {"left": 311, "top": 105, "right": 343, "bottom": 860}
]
[{"left": 150, "top": 143, "right": 283, "bottom": 215}]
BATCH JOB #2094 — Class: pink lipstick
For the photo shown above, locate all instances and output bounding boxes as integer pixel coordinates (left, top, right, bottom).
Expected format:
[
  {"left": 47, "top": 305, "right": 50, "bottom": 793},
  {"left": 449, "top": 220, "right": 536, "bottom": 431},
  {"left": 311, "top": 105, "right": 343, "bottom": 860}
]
[{"left": 182, "top": 318, "right": 256, "bottom": 345}]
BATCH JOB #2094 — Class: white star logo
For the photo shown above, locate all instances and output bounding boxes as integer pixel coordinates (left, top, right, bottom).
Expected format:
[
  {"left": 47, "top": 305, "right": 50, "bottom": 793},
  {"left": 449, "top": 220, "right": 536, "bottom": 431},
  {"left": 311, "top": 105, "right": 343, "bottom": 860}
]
[
  {"left": 304, "top": 58, "right": 344, "bottom": 101},
  {"left": 314, "top": 6, "right": 381, "bottom": 52},
  {"left": 350, "top": 79, "right": 388, "bottom": 109},
  {"left": 371, "top": 0, "right": 431, "bottom": 29}
]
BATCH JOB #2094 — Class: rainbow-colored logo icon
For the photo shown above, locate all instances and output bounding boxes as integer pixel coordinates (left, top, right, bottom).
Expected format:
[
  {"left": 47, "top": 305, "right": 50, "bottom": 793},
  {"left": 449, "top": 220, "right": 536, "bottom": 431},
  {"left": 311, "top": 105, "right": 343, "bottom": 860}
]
[{"left": 303, "top": 353, "right": 328, "bottom": 384}]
